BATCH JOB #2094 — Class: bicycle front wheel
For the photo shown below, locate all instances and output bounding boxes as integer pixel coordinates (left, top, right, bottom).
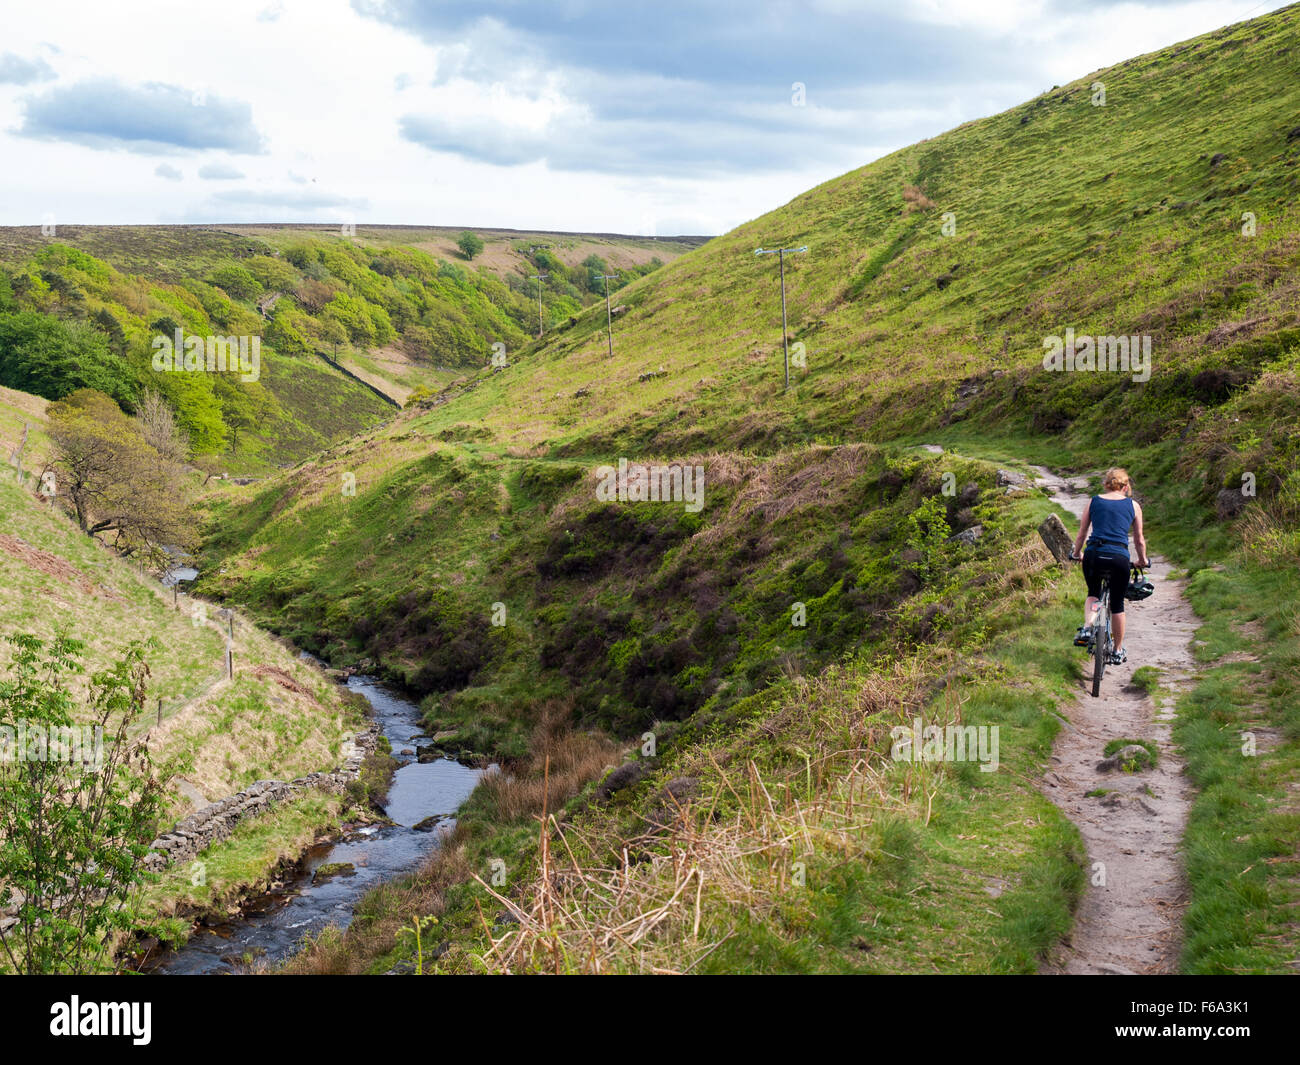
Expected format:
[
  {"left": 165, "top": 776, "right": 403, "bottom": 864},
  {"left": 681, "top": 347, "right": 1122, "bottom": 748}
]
[{"left": 1092, "top": 590, "right": 1108, "bottom": 698}]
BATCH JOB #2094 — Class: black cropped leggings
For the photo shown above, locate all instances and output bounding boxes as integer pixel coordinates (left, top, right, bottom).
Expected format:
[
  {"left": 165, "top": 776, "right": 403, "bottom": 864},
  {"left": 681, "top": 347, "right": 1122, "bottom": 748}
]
[{"left": 1082, "top": 548, "right": 1130, "bottom": 614}]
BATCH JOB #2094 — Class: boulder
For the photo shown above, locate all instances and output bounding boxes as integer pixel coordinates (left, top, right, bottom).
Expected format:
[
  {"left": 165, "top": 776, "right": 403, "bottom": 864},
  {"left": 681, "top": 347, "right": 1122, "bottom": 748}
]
[
  {"left": 1037, "top": 513, "right": 1075, "bottom": 562},
  {"left": 1096, "top": 744, "right": 1154, "bottom": 773},
  {"left": 595, "top": 759, "right": 652, "bottom": 802},
  {"left": 1215, "top": 488, "right": 1250, "bottom": 519},
  {"left": 313, "top": 862, "right": 356, "bottom": 883}
]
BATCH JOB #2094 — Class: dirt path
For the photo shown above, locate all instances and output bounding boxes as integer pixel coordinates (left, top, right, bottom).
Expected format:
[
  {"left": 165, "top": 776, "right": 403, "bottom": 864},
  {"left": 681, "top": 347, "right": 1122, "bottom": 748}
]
[{"left": 1032, "top": 466, "right": 1197, "bottom": 975}]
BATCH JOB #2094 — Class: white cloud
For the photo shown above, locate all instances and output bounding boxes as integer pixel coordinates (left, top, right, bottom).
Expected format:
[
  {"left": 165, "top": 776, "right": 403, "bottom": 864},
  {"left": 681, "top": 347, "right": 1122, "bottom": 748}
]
[{"left": 0, "top": 0, "right": 1290, "bottom": 231}]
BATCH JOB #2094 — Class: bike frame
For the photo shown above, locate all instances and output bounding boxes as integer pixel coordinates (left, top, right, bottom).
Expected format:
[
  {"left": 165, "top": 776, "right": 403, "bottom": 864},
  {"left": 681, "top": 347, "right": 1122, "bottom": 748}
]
[{"left": 1091, "top": 575, "right": 1113, "bottom": 698}]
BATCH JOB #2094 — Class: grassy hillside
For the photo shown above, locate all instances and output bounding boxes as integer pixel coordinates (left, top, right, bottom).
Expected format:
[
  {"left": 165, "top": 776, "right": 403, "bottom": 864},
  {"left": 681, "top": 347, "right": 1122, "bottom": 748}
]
[
  {"left": 194, "top": 6, "right": 1300, "bottom": 974},
  {"left": 0, "top": 475, "right": 362, "bottom": 823},
  {"left": 204, "top": 5, "right": 1300, "bottom": 738},
  {"left": 0, "top": 225, "right": 693, "bottom": 473},
  {"left": 0, "top": 386, "right": 376, "bottom": 958}
]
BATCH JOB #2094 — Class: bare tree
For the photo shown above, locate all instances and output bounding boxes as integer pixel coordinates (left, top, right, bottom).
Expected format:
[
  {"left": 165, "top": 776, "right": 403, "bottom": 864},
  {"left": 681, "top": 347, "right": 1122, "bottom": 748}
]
[
  {"left": 135, "top": 388, "right": 189, "bottom": 464},
  {"left": 46, "top": 390, "right": 195, "bottom": 564}
]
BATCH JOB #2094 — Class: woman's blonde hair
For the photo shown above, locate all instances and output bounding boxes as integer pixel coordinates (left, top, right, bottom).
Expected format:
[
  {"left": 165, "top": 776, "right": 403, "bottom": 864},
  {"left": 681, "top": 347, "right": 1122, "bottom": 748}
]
[{"left": 1103, "top": 467, "right": 1131, "bottom": 491}]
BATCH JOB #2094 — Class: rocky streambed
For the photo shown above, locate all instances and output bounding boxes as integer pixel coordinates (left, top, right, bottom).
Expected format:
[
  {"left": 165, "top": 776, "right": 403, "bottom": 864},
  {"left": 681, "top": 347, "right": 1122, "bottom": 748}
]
[{"left": 145, "top": 675, "right": 485, "bottom": 975}]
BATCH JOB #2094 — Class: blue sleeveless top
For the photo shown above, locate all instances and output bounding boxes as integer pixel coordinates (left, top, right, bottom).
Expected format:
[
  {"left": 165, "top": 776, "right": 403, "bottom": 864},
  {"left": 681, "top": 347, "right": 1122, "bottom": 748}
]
[{"left": 1087, "top": 495, "right": 1134, "bottom": 555}]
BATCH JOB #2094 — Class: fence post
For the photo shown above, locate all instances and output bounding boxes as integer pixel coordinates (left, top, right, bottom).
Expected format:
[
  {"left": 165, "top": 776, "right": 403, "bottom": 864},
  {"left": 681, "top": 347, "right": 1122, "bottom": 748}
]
[{"left": 157, "top": 697, "right": 162, "bottom": 727}]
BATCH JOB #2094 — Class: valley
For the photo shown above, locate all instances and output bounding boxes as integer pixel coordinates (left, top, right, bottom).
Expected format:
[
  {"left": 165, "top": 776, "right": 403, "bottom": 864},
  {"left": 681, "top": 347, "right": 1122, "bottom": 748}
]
[{"left": 0, "top": 2, "right": 1297, "bottom": 986}]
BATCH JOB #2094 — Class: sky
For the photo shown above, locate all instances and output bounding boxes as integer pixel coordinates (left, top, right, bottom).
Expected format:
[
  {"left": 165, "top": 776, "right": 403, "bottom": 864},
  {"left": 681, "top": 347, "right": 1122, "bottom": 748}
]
[{"left": 0, "top": 0, "right": 1288, "bottom": 236}]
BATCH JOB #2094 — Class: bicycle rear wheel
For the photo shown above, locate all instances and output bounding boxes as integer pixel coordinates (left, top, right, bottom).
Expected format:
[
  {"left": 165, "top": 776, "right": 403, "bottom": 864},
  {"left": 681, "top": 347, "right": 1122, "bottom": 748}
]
[{"left": 1092, "top": 585, "right": 1108, "bottom": 698}]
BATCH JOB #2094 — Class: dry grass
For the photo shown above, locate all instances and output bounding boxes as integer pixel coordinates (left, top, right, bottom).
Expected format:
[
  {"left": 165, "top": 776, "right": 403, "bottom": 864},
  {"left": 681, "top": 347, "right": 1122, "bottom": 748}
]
[
  {"left": 469, "top": 654, "right": 951, "bottom": 974},
  {"left": 478, "top": 701, "right": 622, "bottom": 822},
  {"left": 279, "top": 837, "right": 476, "bottom": 975},
  {"left": 694, "top": 444, "right": 875, "bottom": 546},
  {"left": 901, "top": 184, "right": 938, "bottom": 211},
  {"left": 282, "top": 699, "right": 621, "bottom": 975}
]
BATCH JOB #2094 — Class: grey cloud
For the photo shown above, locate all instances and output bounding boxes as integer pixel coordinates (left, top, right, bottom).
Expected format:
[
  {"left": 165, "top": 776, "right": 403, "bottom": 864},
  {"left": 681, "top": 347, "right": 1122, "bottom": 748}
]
[
  {"left": 154, "top": 163, "right": 183, "bottom": 181},
  {"left": 18, "top": 79, "right": 264, "bottom": 154},
  {"left": 359, "top": 1, "right": 1001, "bottom": 90},
  {"left": 399, "top": 109, "right": 871, "bottom": 176},
  {"left": 0, "top": 52, "right": 56, "bottom": 85},
  {"left": 366, "top": 0, "right": 1053, "bottom": 176}
]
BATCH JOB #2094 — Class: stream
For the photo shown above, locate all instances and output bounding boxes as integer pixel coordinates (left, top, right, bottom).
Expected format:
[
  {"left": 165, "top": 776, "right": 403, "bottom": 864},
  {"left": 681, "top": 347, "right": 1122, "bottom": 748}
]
[{"left": 149, "top": 674, "right": 485, "bottom": 975}]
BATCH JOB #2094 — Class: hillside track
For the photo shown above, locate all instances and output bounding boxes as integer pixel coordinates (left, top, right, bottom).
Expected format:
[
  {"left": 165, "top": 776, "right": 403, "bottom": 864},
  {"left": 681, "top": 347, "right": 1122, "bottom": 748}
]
[{"left": 1034, "top": 467, "right": 1196, "bottom": 975}]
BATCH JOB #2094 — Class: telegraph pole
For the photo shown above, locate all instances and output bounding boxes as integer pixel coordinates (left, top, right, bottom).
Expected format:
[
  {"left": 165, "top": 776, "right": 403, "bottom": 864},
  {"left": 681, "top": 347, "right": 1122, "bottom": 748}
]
[
  {"left": 754, "top": 246, "right": 808, "bottom": 390},
  {"left": 596, "top": 273, "right": 619, "bottom": 360},
  {"left": 529, "top": 273, "right": 549, "bottom": 338}
]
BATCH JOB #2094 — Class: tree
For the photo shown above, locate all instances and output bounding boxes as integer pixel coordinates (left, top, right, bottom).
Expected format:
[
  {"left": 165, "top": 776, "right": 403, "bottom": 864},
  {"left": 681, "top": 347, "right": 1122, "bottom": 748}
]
[
  {"left": 457, "top": 231, "right": 485, "bottom": 261},
  {"left": 0, "top": 311, "right": 134, "bottom": 405},
  {"left": 0, "top": 633, "right": 166, "bottom": 974},
  {"left": 292, "top": 278, "right": 340, "bottom": 313},
  {"left": 171, "top": 379, "right": 228, "bottom": 455},
  {"left": 322, "top": 292, "right": 376, "bottom": 346},
  {"left": 90, "top": 308, "right": 126, "bottom": 356},
  {"left": 317, "top": 317, "right": 348, "bottom": 356},
  {"left": 206, "top": 263, "right": 264, "bottom": 302},
  {"left": 243, "top": 254, "right": 298, "bottom": 293},
  {"left": 218, "top": 386, "right": 260, "bottom": 455},
  {"left": 265, "top": 306, "right": 312, "bottom": 356},
  {"left": 582, "top": 253, "right": 609, "bottom": 293},
  {"left": 46, "top": 390, "right": 195, "bottom": 562},
  {"left": 906, "top": 495, "right": 952, "bottom": 584},
  {"left": 135, "top": 388, "right": 190, "bottom": 464}
]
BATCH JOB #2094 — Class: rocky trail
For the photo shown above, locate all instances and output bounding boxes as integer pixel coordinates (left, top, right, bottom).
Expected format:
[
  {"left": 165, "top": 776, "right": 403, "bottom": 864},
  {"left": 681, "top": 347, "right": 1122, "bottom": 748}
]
[{"left": 1032, "top": 466, "right": 1197, "bottom": 975}]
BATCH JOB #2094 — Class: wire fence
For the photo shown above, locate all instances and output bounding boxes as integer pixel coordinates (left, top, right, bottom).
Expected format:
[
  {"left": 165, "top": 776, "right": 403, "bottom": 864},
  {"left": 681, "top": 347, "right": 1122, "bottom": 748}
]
[{"left": 5, "top": 448, "right": 264, "bottom": 744}]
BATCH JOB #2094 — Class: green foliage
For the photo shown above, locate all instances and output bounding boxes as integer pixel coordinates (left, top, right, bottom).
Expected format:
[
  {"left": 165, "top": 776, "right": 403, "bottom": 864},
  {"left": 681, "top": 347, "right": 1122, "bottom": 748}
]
[
  {"left": 207, "top": 263, "right": 264, "bottom": 302},
  {"left": 906, "top": 495, "right": 951, "bottom": 584},
  {"left": 323, "top": 292, "right": 378, "bottom": 345},
  {"left": 0, "top": 633, "right": 166, "bottom": 974},
  {"left": 243, "top": 254, "right": 299, "bottom": 293},
  {"left": 0, "top": 310, "right": 134, "bottom": 405},
  {"left": 457, "top": 231, "right": 485, "bottom": 261}
]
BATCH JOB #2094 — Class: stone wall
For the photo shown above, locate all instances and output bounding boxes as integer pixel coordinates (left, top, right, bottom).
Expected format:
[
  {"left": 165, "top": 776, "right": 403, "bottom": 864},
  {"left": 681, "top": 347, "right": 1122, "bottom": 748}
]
[{"left": 140, "top": 726, "right": 379, "bottom": 873}]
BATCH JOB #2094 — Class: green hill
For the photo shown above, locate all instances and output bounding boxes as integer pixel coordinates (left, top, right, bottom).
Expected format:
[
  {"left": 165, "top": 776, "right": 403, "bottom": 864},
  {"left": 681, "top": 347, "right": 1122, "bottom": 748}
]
[
  {"left": 20, "top": 5, "right": 1298, "bottom": 975},
  {"left": 0, "top": 225, "right": 693, "bottom": 472},
  {"left": 201, "top": 7, "right": 1300, "bottom": 975},
  {"left": 0, "top": 385, "right": 375, "bottom": 956},
  {"left": 204, "top": 5, "right": 1299, "bottom": 730}
]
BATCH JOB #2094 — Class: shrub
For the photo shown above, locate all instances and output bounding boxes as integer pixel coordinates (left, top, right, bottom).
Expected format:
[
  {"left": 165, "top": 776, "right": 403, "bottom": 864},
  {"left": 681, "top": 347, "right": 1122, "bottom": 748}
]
[
  {"left": 457, "top": 232, "right": 485, "bottom": 261},
  {"left": 207, "top": 263, "right": 264, "bottom": 302}
]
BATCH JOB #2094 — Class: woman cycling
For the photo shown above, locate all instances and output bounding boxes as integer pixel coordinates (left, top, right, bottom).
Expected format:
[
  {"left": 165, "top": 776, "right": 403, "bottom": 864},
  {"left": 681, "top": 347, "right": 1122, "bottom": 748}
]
[{"left": 1069, "top": 468, "right": 1149, "bottom": 664}]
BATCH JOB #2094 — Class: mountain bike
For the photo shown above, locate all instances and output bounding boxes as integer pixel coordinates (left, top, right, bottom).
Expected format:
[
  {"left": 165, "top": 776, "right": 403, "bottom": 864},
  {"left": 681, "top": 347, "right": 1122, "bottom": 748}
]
[
  {"left": 1071, "top": 559, "right": 1152, "bottom": 697},
  {"left": 1088, "top": 572, "right": 1114, "bottom": 698}
]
